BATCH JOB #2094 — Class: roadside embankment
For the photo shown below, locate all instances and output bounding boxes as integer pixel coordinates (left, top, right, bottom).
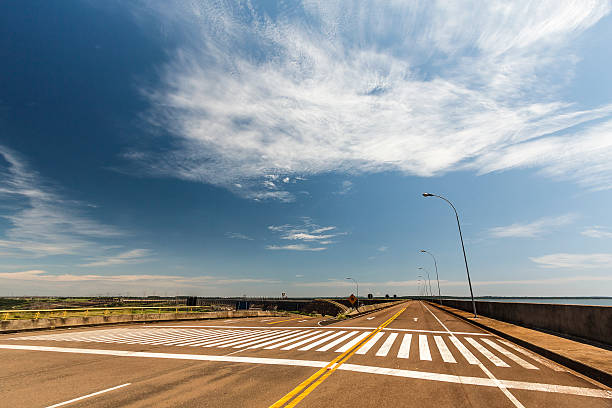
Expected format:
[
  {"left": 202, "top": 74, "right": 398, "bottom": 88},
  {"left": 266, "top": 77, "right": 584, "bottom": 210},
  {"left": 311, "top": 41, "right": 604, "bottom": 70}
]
[
  {"left": 429, "top": 302, "right": 612, "bottom": 388},
  {"left": 432, "top": 298, "right": 611, "bottom": 347},
  {"left": 0, "top": 310, "right": 289, "bottom": 333}
]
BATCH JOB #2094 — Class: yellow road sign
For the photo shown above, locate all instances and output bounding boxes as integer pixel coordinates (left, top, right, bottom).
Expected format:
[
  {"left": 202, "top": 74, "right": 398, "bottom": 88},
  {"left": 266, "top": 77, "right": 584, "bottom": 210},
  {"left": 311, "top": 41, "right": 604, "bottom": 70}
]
[{"left": 348, "top": 294, "right": 357, "bottom": 305}]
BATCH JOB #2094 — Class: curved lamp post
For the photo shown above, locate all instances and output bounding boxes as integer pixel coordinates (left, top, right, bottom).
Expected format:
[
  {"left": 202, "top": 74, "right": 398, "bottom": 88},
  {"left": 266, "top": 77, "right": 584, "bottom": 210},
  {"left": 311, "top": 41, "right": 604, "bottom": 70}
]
[
  {"left": 416, "top": 274, "right": 428, "bottom": 299},
  {"left": 420, "top": 250, "right": 442, "bottom": 305},
  {"left": 345, "top": 277, "right": 359, "bottom": 310},
  {"left": 417, "top": 267, "right": 433, "bottom": 301},
  {"left": 422, "top": 193, "right": 477, "bottom": 317}
]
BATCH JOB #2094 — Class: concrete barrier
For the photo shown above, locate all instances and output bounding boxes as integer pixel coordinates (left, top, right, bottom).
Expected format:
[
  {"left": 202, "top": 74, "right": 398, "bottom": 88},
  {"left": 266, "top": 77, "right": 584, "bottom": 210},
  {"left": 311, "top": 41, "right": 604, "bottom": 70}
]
[
  {"left": 0, "top": 310, "right": 288, "bottom": 333},
  {"left": 431, "top": 299, "right": 611, "bottom": 346}
]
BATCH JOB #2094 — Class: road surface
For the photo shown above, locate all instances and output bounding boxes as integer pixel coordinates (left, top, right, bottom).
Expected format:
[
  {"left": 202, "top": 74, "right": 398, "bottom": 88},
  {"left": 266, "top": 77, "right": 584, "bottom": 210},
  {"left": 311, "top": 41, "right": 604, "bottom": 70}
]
[{"left": 0, "top": 301, "right": 610, "bottom": 407}]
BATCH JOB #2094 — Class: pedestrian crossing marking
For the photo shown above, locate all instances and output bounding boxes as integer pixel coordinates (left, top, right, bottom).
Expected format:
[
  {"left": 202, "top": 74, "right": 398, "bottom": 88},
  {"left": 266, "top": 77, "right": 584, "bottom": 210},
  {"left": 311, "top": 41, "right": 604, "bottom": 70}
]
[
  {"left": 7, "top": 328, "right": 549, "bottom": 371},
  {"left": 465, "top": 337, "right": 510, "bottom": 367},
  {"left": 356, "top": 332, "right": 384, "bottom": 355},
  {"left": 419, "top": 334, "right": 432, "bottom": 361},
  {"left": 376, "top": 332, "right": 397, "bottom": 357},
  {"left": 434, "top": 335, "right": 456, "bottom": 363},
  {"left": 397, "top": 333, "right": 412, "bottom": 359}
]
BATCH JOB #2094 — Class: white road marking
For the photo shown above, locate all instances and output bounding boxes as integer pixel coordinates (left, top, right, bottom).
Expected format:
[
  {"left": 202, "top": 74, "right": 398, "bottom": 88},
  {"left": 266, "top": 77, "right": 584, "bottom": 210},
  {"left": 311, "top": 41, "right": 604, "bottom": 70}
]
[
  {"left": 413, "top": 318, "right": 418, "bottom": 322},
  {"left": 465, "top": 337, "right": 510, "bottom": 367},
  {"left": 449, "top": 336, "right": 480, "bottom": 364},
  {"left": 481, "top": 339, "right": 538, "bottom": 370},
  {"left": 497, "top": 339, "right": 565, "bottom": 372},
  {"left": 281, "top": 331, "right": 332, "bottom": 351},
  {"left": 45, "top": 383, "right": 131, "bottom": 408},
  {"left": 397, "top": 334, "right": 412, "bottom": 359},
  {"left": 421, "top": 302, "right": 525, "bottom": 408},
  {"left": 232, "top": 331, "right": 295, "bottom": 348},
  {"left": 3, "top": 345, "right": 608, "bottom": 400},
  {"left": 298, "top": 331, "right": 346, "bottom": 351},
  {"left": 265, "top": 331, "right": 320, "bottom": 350},
  {"left": 335, "top": 332, "right": 372, "bottom": 353},
  {"left": 434, "top": 336, "right": 456, "bottom": 363},
  {"left": 317, "top": 331, "right": 358, "bottom": 351},
  {"left": 376, "top": 332, "right": 398, "bottom": 357},
  {"left": 141, "top": 325, "right": 492, "bottom": 336},
  {"left": 202, "top": 331, "right": 279, "bottom": 348},
  {"left": 419, "top": 334, "right": 432, "bottom": 361},
  {"left": 249, "top": 331, "right": 315, "bottom": 349},
  {"left": 356, "top": 332, "right": 384, "bottom": 354},
  {"left": 366, "top": 317, "right": 375, "bottom": 320}
]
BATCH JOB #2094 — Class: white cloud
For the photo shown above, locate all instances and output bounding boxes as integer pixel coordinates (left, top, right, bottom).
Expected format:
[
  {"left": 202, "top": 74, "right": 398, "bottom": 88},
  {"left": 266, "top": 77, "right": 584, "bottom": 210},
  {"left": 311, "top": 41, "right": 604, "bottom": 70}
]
[
  {"left": 79, "top": 249, "right": 153, "bottom": 267},
  {"left": 128, "top": 1, "right": 612, "bottom": 200},
  {"left": 225, "top": 232, "right": 254, "bottom": 240},
  {"left": 488, "top": 214, "right": 577, "bottom": 238},
  {"left": 581, "top": 226, "right": 612, "bottom": 239},
  {"left": 0, "top": 146, "right": 124, "bottom": 257},
  {"left": 335, "top": 180, "right": 353, "bottom": 195},
  {"left": 0, "top": 269, "right": 280, "bottom": 285},
  {"left": 267, "top": 218, "right": 345, "bottom": 251},
  {"left": 377, "top": 246, "right": 388, "bottom": 252},
  {"left": 529, "top": 253, "right": 612, "bottom": 269},
  {"left": 266, "top": 244, "right": 327, "bottom": 251}
]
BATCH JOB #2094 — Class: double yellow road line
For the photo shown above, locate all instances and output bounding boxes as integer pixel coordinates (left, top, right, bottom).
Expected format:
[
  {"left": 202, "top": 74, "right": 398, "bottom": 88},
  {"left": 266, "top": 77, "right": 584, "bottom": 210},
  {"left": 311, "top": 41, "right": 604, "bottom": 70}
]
[{"left": 269, "top": 306, "right": 407, "bottom": 408}]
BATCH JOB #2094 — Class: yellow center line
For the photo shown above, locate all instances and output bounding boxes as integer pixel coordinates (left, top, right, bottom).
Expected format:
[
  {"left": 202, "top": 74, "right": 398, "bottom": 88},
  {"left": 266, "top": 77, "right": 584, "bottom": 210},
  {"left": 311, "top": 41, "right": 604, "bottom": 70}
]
[
  {"left": 267, "top": 317, "right": 310, "bottom": 325},
  {"left": 269, "top": 305, "right": 407, "bottom": 408}
]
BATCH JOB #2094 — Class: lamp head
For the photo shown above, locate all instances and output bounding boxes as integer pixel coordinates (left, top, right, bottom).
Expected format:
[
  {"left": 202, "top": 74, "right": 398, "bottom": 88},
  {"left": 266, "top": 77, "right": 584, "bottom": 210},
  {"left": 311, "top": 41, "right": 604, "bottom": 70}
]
[
  {"left": 422, "top": 193, "right": 434, "bottom": 197},
  {"left": 420, "top": 250, "right": 426, "bottom": 253}
]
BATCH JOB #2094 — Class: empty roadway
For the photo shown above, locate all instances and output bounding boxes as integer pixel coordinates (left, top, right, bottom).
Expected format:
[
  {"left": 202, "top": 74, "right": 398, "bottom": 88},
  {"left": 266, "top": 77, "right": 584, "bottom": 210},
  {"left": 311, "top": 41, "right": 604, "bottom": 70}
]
[{"left": 0, "top": 301, "right": 610, "bottom": 407}]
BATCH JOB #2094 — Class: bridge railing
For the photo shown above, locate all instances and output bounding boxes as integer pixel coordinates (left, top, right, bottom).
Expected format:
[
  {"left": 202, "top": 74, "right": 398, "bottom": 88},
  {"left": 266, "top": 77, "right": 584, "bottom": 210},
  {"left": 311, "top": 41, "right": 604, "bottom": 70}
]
[{"left": 0, "top": 306, "right": 212, "bottom": 321}]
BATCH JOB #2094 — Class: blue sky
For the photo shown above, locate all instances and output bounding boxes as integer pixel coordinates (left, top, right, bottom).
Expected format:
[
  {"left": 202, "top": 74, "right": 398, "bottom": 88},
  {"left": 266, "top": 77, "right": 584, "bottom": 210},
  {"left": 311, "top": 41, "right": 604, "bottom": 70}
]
[{"left": 1, "top": 1, "right": 612, "bottom": 297}]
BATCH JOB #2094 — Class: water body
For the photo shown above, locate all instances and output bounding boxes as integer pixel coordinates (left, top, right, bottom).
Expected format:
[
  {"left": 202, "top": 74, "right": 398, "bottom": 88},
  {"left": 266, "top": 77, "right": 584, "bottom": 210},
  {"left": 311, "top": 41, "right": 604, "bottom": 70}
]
[{"left": 448, "top": 298, "right": 612, "bottom": 307}]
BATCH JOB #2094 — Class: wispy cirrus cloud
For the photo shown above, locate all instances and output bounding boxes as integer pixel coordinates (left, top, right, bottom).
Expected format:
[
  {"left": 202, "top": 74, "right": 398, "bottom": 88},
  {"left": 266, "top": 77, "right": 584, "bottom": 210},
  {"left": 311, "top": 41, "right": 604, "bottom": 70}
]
[
  {"left": 0, "top": 269, "right": 280, "bottom": 285},
  {"left": 266, "top": 218, "right": 346, "bottom": 251},
  {"left": 488, "top": 214, "right": 577, "bottom": 238},
  {"left": 79, "top": 249, "right": 153, "bottom": 267},
  {"left": 529, "top": 253, "right": 612, "bottom": 269},
  {"left": 0, "top": 146, "right": 125, "bottom": 258},
  {"left": 127, "top": 1, "right": 612, "bottom": 200},
  {"left": 581, "top": 226, "right": 612, "bottom": 239},
  {"left": 225, "top": 232, "right": 254, "bottom": 241}
]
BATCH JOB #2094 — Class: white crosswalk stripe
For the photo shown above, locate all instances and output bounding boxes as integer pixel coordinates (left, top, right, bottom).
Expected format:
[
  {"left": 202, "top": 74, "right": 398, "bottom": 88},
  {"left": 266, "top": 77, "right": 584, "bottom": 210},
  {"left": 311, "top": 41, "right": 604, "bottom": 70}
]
[
  {"left": 449, "top": 336, "right": 480, "bottom": 364},
  {"left": 434, "top": 335, "right": 456, "bottom": 363},
  {"left": 397, "top": 333, "right": 412, "bottom": 359},
  {"left": 375, "top": 332, "right": 398, "bottom": 357},
  {"left": 419, "top": 334, "right": 432, "bottom": 361},
  {"left": 481, "top": 338, "right": 538, "bottom": 370},
  {"left": 6, "top": 328, "right": 544, "bottom": 371},
  {"left": 295, "top": 331, "right": 346, "bottom": 351},
  {"left": 355, "top": 332, "right": 384, "bottom": 355},
  {"left": 465, "top": 337, "right": 510, "bottom": 367},
  {"left": 316, "top": 331, "right": 358, "bottom": 352},
  {"left": 335, "top": 332, "right": 372, "bottom": 353}
]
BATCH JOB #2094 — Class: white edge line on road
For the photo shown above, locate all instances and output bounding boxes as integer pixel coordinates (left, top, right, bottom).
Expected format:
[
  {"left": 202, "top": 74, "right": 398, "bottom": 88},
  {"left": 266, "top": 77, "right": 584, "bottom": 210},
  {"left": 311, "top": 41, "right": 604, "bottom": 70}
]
[
  {"left": 141, "top": 325, "right": 492, "bottom": 335},
  {"left": 45, "top": 383, "right": 131, "bottom": 408},
  {"left": 0, "top": 344, "right": 609, "bottom": 400}
]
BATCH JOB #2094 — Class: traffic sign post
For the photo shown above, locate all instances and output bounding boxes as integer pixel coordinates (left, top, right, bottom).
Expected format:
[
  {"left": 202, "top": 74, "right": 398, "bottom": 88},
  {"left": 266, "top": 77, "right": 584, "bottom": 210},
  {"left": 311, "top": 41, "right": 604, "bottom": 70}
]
[{"left": 348, "top": 294, "right": 358, "bottom": 310}]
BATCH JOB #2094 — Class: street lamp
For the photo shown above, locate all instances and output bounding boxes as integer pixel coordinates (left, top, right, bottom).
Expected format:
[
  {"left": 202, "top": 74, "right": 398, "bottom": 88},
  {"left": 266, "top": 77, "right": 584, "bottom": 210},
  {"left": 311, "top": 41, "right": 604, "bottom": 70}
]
[
  {"left": 422, "top": 193, "right": 477, "bottom": 317},
  {"left": 416, "top": 275, "right": 427, "bottom": 299},
  {"left": 417, "top": 267, "right": 433, "bottom": 301},
  {"left": 421, "top": 250, "right": 442, "bottom": 305},
  {"left": 345, "top": 277, "right": 359, "bottom": 310}
]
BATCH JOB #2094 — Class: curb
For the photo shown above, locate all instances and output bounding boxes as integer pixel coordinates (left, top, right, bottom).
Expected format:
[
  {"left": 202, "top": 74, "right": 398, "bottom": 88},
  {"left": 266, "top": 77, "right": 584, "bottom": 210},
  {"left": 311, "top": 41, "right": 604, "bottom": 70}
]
[{"left": 428, "top": 301, "right": 612, "bottom": 388}]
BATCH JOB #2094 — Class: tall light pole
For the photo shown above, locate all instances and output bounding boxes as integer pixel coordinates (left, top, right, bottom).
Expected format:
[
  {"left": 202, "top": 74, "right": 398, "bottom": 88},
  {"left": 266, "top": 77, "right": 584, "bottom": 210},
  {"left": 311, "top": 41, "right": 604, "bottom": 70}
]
[
  {"left": 345, "top": 277, "right": 359, "bottom": 310},
  {"left": 417, "top": 267, "right": 433, "bottom": 301},
  {"left": 416, "top": 274, "right": 427, "bottom": 299},
  {"left": 422, "top": 193, "right": 477, "bottom": 318},
  {"left": 421, "top": 250, "right": 442, "bottom": 305}
]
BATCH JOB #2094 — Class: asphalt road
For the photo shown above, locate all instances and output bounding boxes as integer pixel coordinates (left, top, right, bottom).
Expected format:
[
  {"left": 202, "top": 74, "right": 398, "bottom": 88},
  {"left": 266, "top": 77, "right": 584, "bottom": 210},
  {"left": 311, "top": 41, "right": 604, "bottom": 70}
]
[{"left": 1, "top": 301, "right": 610, "bottom": 407}]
